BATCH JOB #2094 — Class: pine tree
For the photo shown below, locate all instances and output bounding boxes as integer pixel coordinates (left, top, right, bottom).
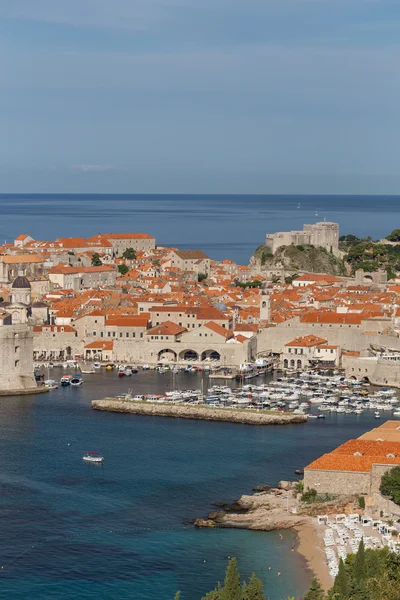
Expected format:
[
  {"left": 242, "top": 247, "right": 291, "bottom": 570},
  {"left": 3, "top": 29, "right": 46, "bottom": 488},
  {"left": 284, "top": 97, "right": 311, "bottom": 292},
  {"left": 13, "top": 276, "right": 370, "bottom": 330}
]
[
  {"left": 331, "top": 558, "right": 348, "bottom": 599},
  {"left": 202, "top": 582, "right": 222, "bottom": 600},
  {"left": 303, "top": 577, "right": 325, "bottom": 600},
  {"left": 242, "top": 572, "right": 265, "bottom": 599},
  {"left": 220, "top": 558, "right": 241, "bottom": 600},
  {"left": 353, "top": 539, "right": 366, "bottom": 582}
]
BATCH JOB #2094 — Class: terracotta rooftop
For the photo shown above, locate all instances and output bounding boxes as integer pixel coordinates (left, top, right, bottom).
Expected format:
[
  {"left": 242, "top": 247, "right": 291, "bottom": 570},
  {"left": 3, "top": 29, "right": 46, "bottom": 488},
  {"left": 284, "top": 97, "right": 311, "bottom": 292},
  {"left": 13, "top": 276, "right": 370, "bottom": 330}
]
[
  {"left": 285, "top": 335, "right": 327, "bottom": 348},
  {"left": 146, "top": 321, "right": 187, "bottom": 336}
]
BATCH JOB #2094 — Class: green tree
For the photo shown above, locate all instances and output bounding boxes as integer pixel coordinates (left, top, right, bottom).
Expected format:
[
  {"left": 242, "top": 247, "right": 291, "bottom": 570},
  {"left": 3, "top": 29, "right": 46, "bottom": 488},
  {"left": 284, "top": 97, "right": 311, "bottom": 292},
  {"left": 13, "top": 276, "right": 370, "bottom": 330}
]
[
  {"left": 304, "top": 578, "right": 325, "bottom": 600},
  {"left": 198, "top": 273, "right": 207, "bottom": 282},
  {"left": 241, "top": 572, "right": 264, "bottom": 600},
  {"left": 122, "top": 247, "right": 136, "bottom": 260},
  {"left": 331, "top": 558, "right": 348, "bottom": 599},
  {"left": 91, "top": 253, "right": 102, "bottom": 266},
  {"left": 386, "top": 229, "right": 400, "bottom": 242},
  {"left": 201, "top": 582, "right": 222, "bottom": 600},
  {"left": 118, "top": 264, "right": 129, "bottom": 275},
  {"left": 380, "top": 466, "right": 400, "bottom": 504},
  {"left": 353, "top": 539, "right": 366, "bottom": 582},
  {"left": 220, "top": 558, "right": 241, "bottom": 600}
]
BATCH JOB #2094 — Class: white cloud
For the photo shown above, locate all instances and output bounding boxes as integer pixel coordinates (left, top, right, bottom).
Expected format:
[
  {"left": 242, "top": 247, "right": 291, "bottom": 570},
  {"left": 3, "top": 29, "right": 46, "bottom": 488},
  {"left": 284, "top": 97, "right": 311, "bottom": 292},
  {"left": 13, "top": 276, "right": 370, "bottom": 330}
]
[{"left": 72, "top": 164, "right": 116, "bottom": 172}]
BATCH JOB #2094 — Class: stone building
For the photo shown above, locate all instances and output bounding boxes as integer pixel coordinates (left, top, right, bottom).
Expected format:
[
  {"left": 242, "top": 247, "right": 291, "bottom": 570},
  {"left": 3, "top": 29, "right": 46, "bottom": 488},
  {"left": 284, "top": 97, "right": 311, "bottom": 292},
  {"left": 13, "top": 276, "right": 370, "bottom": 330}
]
[
  {"left": 265, "top": 221, "right": 339, "bottom": 256},
  {"left": 304, "top": 421, "right": 400, "bottom": 496},
  {"left": 280, "top": 334, "right": 340, "bottom": 370},
  {"left": 168, "top": 250, "right": 210, "bottom": 275},
  {"left": 0, "top": 276, "right": 39, "bottom": 394}
]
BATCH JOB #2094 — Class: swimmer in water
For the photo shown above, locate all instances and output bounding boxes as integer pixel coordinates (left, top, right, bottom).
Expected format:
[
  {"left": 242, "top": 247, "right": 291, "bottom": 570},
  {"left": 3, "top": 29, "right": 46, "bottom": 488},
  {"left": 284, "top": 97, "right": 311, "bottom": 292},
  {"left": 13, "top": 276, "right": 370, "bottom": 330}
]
[
  {"left": 279, "top": 534, "right": 283, "bottom": 540},
  {"left": 277, "top": 572, "right": 281, "bottom": 577}
]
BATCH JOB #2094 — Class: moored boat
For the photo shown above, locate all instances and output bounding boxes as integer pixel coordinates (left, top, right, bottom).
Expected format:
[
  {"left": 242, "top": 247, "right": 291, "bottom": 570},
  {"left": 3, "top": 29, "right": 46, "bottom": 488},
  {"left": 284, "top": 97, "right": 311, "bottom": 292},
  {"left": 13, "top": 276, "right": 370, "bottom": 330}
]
[
  {"left": 60, "top": 375, "right": 71, "bottom": 386},
  {"left": 71, "top": 375, "right": 83, "bottom": 386}
]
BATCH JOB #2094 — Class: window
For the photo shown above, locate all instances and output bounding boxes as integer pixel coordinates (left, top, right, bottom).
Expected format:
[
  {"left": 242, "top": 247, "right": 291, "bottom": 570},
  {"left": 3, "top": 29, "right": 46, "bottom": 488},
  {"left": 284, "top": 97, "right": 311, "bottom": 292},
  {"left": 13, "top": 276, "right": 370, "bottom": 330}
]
[
  {"left": 93, "top": 331, "right": 97, "bottom": 336},
  {"left": 140, "top": 333, "right": 143, "bottom": 338},
  {"left": 113, "top": 332, "right": 116, "bottom": 337},
  {"left": 151, "top": 336, "right": 154, "bottom": 339},
  {"left": 133, "top": 332, "right": 136, "bottom": 338},
  {"left": 126, "top": 333, "right": 129, "bottom": 338},
  {"left": 107, "top": 332, "right": 111, "bottom": 337},
  {"left": 120, "top": 332, "right": 123, "bottom": 338},
  {"left": 101, "top": 332, "right": 104, "bottom": 338}
]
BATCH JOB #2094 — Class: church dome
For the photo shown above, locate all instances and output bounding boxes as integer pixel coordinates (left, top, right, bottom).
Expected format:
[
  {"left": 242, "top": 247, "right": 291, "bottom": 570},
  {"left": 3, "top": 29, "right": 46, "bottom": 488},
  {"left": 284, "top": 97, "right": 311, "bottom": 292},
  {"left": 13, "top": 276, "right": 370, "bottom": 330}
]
[{"left": 12, "top": 276, "right": 31, "bottom": 289}]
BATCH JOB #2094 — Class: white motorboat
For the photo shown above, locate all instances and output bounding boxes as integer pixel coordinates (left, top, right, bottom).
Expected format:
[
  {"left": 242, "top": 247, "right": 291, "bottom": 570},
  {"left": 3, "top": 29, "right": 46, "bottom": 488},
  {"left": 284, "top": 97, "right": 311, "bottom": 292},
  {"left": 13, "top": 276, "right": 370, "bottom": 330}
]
[
  {"left": 375, "top": 412, "right": 381, "bottom": 419},
  {"left": 60, "top": 375, "right": 71, "bottom": 386},
  {"left": 71, "top": 376, "right": 83, "bottom": 386},
  {"left": 83, "top": 452, "right": 104, "bottom": 463},
  {"left": 93, "top": 362, "right": 101, "bottom": 369},
  {"left": 44, "top": 379, "right": 58, "bottom": 390}
]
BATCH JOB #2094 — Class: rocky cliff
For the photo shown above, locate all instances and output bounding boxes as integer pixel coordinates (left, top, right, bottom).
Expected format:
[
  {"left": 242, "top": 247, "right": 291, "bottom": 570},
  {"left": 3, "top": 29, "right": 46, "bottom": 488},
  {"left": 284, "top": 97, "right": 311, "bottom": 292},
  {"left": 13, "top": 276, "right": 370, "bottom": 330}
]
[{"left": 249, "top": 244, "right": 346, "bottom": 277}]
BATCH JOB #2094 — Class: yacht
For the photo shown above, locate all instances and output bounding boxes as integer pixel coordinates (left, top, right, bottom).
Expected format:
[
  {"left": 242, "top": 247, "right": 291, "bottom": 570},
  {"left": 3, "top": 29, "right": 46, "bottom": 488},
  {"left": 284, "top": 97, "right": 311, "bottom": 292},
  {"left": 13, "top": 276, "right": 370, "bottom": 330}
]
[
  {"left": 83, "top": 452, "right": 104, "bottom": 463},
  {"left": 60, "top": 375, "right": 71, "bottom": 386},
  {"left": 44, "top": 379, "right": 58, "bottom": 390},
  {"left": 71, "top": 375, "right": 83, "bottom": 386}
]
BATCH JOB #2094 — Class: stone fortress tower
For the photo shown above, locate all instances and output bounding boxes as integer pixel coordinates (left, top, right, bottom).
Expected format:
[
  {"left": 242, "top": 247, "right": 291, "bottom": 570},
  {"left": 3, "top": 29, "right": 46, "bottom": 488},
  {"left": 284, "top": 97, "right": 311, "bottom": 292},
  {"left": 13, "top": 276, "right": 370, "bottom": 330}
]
[
  {"left": 0, "top": 275, "right": 38, "bottom": 394},
  {"left": 265, "top": 221, "right": 340, "bottom": 257}
]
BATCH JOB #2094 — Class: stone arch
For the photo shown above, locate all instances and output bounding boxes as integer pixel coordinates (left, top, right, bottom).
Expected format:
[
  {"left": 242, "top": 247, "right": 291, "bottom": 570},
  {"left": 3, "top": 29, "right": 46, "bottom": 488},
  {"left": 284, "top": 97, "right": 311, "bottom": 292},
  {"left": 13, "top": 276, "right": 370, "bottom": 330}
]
[
  {"left": 201, "top": 349, "right": 221, "bottom": 362},
  {"left": 283, "top": 359, "right": 288, "bottom": 369},
  {"left": 290, "top": 359, "right": 295, "bottom": 368},
  {"left": 158, "top": 349, "right": 177, "bottom": 362},
  {"left": 180, "top": 349, "right": 199, "bottom": 361},
  {"left": 296, "top": 359, "right": 302, "bottom": 369}
]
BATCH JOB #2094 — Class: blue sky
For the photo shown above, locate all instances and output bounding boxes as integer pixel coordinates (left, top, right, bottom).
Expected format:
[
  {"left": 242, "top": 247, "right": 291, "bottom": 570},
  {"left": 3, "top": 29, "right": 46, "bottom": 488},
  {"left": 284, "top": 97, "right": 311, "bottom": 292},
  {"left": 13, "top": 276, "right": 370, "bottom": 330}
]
[{"left": 1, "top": 0, "right": 400, "bottom": 194}]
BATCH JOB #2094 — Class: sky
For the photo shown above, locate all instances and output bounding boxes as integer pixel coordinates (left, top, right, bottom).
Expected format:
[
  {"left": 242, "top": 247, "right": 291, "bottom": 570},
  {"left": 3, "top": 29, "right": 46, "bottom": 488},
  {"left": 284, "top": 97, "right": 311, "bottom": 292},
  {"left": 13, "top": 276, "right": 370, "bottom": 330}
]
[{"left": 1, "top": 0, "right": 400, "bottom": 194}]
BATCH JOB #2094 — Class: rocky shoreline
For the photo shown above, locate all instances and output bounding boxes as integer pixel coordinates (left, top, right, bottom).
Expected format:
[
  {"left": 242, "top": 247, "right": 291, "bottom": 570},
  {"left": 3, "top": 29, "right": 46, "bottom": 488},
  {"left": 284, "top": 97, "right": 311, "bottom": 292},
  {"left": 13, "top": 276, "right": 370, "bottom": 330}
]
[
  {"left": 92, "top": 399, "right": 308, "bottom": 426},
  {"left": 194, "top": 482, "right": 308, "bottom": 531}
]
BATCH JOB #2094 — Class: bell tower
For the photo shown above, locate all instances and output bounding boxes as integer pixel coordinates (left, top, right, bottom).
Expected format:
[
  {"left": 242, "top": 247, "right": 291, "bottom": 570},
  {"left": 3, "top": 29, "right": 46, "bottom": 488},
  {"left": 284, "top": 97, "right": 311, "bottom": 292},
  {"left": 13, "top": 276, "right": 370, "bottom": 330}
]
[{"left": 260, "top": 292, "right": 270, "bottom": 323}]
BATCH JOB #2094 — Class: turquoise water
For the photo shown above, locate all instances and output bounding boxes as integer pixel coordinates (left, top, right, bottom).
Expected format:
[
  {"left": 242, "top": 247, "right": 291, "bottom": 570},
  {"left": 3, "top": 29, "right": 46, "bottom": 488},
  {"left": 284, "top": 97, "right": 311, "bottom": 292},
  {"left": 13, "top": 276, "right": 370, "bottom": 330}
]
[
  {"left": 0, "top": 193, "right": 398, "bottom": 263},
  {"left": 0, "top": 371, "right": 385, "bottom": 599}
]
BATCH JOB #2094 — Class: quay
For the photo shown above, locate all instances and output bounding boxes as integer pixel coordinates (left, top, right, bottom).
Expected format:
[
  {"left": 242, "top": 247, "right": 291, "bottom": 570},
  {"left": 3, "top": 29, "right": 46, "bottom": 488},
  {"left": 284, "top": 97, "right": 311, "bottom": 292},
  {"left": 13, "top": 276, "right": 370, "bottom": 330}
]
[{"left": 91, "top": 398, "right": 308, "bottom": 425}]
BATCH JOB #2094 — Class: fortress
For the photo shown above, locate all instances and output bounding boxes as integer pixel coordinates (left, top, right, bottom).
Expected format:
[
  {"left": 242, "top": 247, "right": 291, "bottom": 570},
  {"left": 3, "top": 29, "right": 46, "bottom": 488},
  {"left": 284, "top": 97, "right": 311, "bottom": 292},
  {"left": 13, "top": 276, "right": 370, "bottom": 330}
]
[{"left": 265, "top": 221, "right": 340, "bottom": 256}]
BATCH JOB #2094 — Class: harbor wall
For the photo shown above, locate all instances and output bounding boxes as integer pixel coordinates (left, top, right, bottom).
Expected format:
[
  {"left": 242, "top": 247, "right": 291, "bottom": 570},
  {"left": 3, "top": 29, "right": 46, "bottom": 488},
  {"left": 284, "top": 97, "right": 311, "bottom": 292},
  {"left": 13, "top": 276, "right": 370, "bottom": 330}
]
[{"left": 92, "top": 399, "right": 308, "bottom": 425}]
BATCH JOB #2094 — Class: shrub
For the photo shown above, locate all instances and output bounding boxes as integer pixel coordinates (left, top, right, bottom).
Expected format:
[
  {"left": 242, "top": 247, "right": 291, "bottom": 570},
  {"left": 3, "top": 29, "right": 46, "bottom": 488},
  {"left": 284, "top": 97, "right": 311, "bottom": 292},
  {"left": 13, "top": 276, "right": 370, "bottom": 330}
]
[
  {"left": 358, "top": 496, "right": 366, "bottom": 509},
  {"left": 380, "top": 466, "right": 400, "bottom": 505},
  {"left": 301, "top": 487, "right": 318, "bottom": 503}
]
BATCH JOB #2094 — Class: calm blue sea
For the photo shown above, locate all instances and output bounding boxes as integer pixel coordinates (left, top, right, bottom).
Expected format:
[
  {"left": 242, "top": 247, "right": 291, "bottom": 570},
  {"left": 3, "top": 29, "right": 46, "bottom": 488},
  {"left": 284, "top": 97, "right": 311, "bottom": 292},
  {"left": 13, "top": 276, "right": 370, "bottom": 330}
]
[
  {"left": 0, "top": 371, "right": 388, "bottom": 600},
  {"left": 0, "top": 194, "right": 399, "bottom": 263}
]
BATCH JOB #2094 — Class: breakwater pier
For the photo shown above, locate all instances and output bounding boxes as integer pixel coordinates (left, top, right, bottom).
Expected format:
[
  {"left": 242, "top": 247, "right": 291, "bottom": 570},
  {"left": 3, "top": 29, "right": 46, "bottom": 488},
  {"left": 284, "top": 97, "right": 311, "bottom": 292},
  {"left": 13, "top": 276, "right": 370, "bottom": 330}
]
[{"left": 91, "top": 398, "right": 308, "bottom": 425}]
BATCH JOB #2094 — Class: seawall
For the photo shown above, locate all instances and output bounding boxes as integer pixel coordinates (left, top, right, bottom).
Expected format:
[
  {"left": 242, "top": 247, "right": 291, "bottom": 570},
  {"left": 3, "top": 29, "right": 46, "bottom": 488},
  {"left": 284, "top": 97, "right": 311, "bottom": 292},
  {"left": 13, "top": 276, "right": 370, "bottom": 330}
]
[{"left": 91, "top": 399, "right": 308, "bottom": 426}]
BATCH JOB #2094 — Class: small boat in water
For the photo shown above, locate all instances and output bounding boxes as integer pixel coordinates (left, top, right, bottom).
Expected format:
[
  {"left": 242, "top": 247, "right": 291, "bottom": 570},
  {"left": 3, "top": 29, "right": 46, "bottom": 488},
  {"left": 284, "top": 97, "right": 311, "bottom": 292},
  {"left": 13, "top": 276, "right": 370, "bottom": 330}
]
[
  {"left": 60, "top": 375, "right": 71, "bottom": 386},
  {"left": 375, "top": 411, "right": 381, "bottom": 419},
  {"left": 71, "top": 375, "right": 83, "bottom": 386},
  {"left": 45, "top": 379, "right": 58, "bottom": 390},
  {"left": 82, "top": 452, "right": 104, "bottom": 463},
  {"left": 93, "top": 362, "right": 101, "bottom": 370},
  {"left": 105, "top": 364, "right": 114, "bottom": 371}
]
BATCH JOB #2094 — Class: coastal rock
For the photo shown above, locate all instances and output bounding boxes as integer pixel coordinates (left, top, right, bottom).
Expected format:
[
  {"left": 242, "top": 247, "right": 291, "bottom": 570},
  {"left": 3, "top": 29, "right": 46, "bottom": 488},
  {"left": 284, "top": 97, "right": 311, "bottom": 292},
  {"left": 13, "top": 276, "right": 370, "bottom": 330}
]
[
  {"left": 278, "top": 481, "right": 297, "bottom": 491},
  {"left": 252, "top": 485, "right": 273, "bottom": 492},
  {"left": 194, "top": 518, "right": 217, "bottom": 528},
  {"left": 197, "top": 491, "right": 308, "bottom": 532}
]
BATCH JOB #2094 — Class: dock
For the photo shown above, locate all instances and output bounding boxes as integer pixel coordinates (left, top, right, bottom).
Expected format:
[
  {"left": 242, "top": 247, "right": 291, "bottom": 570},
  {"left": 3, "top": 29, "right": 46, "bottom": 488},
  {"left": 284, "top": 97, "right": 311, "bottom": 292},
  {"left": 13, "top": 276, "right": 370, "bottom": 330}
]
[{"left": 91, "top": 398, "right": 308, "bottom": 425}]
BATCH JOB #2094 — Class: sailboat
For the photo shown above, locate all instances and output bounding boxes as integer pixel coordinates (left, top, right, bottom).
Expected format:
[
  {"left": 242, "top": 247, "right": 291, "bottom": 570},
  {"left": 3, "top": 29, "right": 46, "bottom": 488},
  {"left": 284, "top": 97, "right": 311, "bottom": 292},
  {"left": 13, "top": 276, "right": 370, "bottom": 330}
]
[{"left": 315, "top": 209, "right": 319, "bottom": 217}]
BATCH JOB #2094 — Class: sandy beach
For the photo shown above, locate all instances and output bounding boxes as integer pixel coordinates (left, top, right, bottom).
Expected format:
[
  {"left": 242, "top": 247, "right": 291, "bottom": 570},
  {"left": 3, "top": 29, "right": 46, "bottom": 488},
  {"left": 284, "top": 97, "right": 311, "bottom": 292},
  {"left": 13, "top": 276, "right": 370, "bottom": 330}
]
[{"left": 294, "top": 521, "right": 332, "bottom": 591}]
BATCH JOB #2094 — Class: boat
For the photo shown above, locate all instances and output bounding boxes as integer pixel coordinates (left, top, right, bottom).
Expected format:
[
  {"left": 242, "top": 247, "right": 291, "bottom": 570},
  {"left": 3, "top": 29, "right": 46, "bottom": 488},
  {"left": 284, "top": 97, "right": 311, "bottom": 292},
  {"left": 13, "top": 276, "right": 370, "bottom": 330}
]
[
  {"left": 317, "top": 414, "right": 326, "bottom": 419},
  {"left": 375, "top": 412, "right": 381, "bottom": 419},
  {"left": 105, "top": 364, "right": 114, "bottom": 371},
  {"left": 71, "top": 375, "right": 83, "bottom": 386},
  {"left": 60, "top": 375, "right": 71, "bottom": 386},
  {"left": 44, "top": 379, "right": 58, "bottom": 390},
  {"left": 125, "top": 366, "right": 132, "bottom": 376},
  {"left": 82, "top": 452, "right": 104, "bottom": 463},
  {"left": 93, "top": 362, "right": 101, "bottom": 370}
]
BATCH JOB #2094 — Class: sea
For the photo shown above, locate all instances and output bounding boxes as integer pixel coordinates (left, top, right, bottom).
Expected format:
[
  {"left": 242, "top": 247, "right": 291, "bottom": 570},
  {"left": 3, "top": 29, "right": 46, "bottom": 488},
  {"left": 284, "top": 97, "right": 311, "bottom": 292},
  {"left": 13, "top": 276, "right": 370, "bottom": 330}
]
[
  {"left": 0, "top": 193, "right": 399, "bottom": 264},
  {"left": 0, "top": 371, "right": 392, "bottom": 600},
  {"left": 0, "top": 193, "right": 399, "bottom": 599}
]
